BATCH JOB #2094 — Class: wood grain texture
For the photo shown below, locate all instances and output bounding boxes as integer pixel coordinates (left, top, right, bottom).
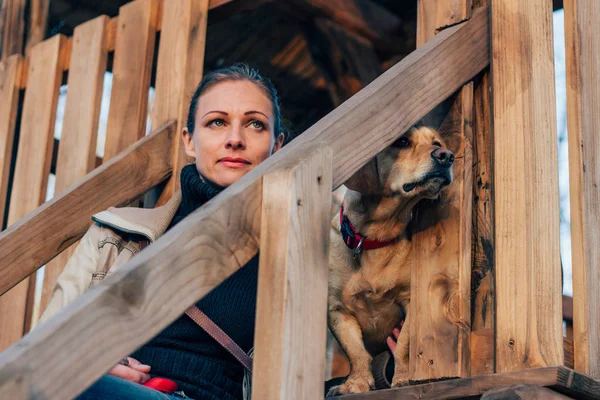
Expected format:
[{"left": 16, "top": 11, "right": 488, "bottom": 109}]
[
  {"left": 481, "top": 385, "right": 574, "bottom": 400},
  {"left": 337, "top": 367, "right": 600, "bottom": 400},
  {"left": 0, "top": 13, "right": 489, "bottom": 396},
  {"left": 0, "top": 35, "right": 66, "bottom": 351},
  {"left": 491, "top": 0, "right": 563, "bottom": 371},
  {"left": 253, "top": 144, "right": 332, "bottom": 400},
  {"left": 0, "top": 55, "right": 22, "bottom": 228},
  {"left": 410, "top": 83, "right": 473, "bottom": 381},
  {"left": 0, "top": 0, "right": 26, "bottom": 60},
  {"left": 471, "top": 328, "right": 494, "bottom": 376},
  {"left": 0, "top": 371, "right": 30, "bottom": 398},
  {"left": 564, "top": 0, "right": 600, "bottom": 380},
  {"left": 471, "top": 71, "right": 493, "bottom": 332},
  {"left": 39, "top": 16, "right": 110, "bottom": 316},
  {"left": 0, "top": 122, "right": 176, "bottom": 298},
  {"left": 417, "top": 0, "right": 473, "bottom": 46},
  {"left": 152, "top": 0, "right": 209, "bottom": 206},
  {"left": 103, "top": 0, "right": 158, "bottom": 161},
  {"left": 25, "top": 0, "right": 50, "bottom": 53},
  {"left": 410, "top": 0, "right": 474, "bottom": 381}
]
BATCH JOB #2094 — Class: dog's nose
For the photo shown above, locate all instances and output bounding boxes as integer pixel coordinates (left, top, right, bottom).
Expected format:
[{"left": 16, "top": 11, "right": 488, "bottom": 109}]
[{"left": 431, "top": 148, "right": 454, "bottom": 167}]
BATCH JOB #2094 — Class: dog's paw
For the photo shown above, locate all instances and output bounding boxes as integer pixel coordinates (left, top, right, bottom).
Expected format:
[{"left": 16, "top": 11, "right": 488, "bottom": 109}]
[{"left": 326, "top": 374, "right": 375, "bottom": 396}]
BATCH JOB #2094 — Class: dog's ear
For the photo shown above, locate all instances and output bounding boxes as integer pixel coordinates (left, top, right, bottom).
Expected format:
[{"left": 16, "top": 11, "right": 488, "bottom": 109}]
[{"left": 343, "top": 157, "right": 381, "bottom": 194}]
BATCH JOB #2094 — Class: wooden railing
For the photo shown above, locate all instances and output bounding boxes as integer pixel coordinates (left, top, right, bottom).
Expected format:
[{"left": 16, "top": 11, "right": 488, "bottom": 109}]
[{"left": 0, "top": 0, "right": 598, "bottom": 398}]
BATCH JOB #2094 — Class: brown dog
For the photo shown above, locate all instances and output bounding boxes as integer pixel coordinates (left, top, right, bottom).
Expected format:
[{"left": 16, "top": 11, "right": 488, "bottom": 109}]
[{"left": 327, "top": 126, "right": 454, "bottom": 395}]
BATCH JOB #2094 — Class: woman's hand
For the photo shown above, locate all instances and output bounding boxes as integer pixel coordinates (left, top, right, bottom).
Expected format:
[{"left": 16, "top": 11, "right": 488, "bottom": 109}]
[
  {"left": 386, "top": 320, "right": 404, "bottom": 353},
  {"left": 108, "top": 357, "right": 151, "bottom": 384}
]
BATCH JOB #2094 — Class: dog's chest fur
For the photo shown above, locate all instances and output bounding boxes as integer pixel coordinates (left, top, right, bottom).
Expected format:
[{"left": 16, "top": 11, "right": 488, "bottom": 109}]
[{"left": 329, "top": 224, "right": 412, "bottom": 353}]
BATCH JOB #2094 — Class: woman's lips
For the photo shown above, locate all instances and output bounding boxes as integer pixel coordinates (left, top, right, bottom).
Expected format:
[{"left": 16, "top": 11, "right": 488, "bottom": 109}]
[{"left": 219, "top": 157, "right": 250, "bottom": 169}]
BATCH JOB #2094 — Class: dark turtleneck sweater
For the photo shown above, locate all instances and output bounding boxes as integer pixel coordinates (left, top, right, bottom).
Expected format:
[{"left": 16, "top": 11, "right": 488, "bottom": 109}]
[{"left": 130, "top": 165, "right": 258, "bottom": 400}]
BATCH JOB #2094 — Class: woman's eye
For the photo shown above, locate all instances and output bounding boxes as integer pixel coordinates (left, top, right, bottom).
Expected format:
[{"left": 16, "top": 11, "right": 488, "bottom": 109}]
[
  {"left": 209, "top": 119, "right": 225, "bottom": 127},
  {"left": 250, "top": 121, "right": 264, "bottom": 130},
  {"left": 433, "top": 141, "right": 442, "bottom": 147}
]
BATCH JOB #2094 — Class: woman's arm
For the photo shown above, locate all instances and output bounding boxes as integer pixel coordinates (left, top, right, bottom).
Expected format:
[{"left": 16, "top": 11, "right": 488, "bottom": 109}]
[{"left": 38, "top": 223, "right": 103, "bottom": 324}]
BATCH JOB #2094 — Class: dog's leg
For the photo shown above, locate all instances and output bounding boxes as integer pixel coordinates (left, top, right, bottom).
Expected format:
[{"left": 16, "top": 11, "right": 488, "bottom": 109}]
[
  {"left": 327, "top": 311, "right": 375, "bottom": 396},
  {"left": 391, "top": 305, "right": 410, "bottom": 387}
]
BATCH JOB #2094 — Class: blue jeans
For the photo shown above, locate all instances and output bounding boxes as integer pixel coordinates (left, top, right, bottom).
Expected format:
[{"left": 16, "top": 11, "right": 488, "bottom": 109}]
[{"left": 77, "top": 375, "right": 188, "bottom": 399}]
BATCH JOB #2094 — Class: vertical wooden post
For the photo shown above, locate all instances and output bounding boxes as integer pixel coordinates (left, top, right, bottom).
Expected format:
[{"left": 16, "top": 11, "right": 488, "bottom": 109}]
[
  {"left": 0, "top": 55, "right": 22, "bottom": 229},
  {"left": 25, "top": 0, "right": 50, "bottom": 53},
  {"left": 0, "top": 0, "right": 26, "bottom": 61},
  {"left": 409, "top": 0, "right": 473, "bottom": 382},
  {"left": 491, "top": 0, "right": 563, "bottom": 371},
  {"left": 152, "top": 0, "right": 209, "bottom": 206},
  {"left": 252, "top": 144, "right": 332, "bottom": 400},
  {"left": 39, "top": 16, "right": 110, "bottom": 317},
  {"left": 0, "top": 35, "right": 66, "bottom": 350},
  {"left": 564, "top": 0, "right": 600, "bottom": 380},
  {"left": 103, "top": 0, "right": 159, "bottom": 162}
]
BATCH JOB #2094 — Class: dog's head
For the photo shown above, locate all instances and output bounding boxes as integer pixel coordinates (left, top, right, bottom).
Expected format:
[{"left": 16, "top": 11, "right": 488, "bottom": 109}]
[{"left": 346, "top": 126, "right": 454, "bottom": 199}]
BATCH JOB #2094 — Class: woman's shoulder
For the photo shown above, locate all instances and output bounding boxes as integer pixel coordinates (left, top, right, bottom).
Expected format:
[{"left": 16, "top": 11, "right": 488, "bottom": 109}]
[{"left": 91, "top": 190, "right": 182, "bottom": 242}]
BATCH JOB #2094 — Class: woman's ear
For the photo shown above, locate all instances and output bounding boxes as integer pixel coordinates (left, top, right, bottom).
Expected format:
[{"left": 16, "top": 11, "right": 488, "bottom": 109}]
[
  {"left": 272, "top": 132, "right": 285, "bottom": 154},
  {"left": 182, "top": 128, "right": 196, "bottom": 158}
]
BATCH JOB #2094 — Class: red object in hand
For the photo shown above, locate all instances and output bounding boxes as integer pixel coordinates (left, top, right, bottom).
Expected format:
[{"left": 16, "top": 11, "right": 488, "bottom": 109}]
[{"left": 142, "top": 377, "right": 178, "bottom": 394}]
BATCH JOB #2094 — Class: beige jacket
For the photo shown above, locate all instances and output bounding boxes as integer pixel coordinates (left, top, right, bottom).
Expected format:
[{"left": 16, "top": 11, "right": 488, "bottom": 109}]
[{"left": 40, "top": 191, "right": 182, "bottom": 323}]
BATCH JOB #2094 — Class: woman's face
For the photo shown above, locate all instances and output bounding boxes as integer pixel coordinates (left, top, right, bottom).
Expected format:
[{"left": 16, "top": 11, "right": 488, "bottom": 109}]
[{"left": 182, "top": 80, "right": 284, "bottom": 187}]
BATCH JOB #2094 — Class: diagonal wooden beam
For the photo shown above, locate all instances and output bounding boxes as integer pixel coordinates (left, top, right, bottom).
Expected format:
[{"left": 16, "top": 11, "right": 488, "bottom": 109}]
[
  {"left": 0, "top": 9, "right": 489, "bottom": 398},
  {"left": 0, "top": 121, "right": 177, "bottom": 297}
]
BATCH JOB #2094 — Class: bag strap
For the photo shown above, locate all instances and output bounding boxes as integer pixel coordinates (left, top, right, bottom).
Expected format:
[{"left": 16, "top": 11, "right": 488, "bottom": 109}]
[
  {"left": 138, "top": 239, "right": 253, "bottom": 373},
  {"left": 185, "top": 306, "right": 253, "bottom": 373}
]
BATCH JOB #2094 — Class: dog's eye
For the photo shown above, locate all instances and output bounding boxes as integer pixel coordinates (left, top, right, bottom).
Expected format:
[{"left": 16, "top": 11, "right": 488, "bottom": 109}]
[
  {"left": 433, "top": 141, "right": 442, "bottom": 147},
  {"left": 393, "top": 136, "right": 410, "bottom": 149}
]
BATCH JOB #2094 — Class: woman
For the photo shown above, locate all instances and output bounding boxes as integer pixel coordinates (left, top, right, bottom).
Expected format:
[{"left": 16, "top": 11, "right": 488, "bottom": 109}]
[{"left": 40, "top": 63, "right": 285, "bottom": 399}]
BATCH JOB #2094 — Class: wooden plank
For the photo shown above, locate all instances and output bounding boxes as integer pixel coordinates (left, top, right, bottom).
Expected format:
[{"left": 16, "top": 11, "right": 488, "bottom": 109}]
[
  {"left": 0, "top": 0, "right": 26, "bottom": 60},
  {"left": 0, "top": 371, "right": 30, "bottom": 398},
  {"left": 0, "top": 6, "right": 489, "bottom": 299},
  {"left": 409, "top": 0, "right": 474, "bottom": 382},
  {"left": 39, "top": 16, "right": 110, "bottom": 316},
  {"left": 25, "top": 0, "right": 50, "bottom": 53},
  {"left": 564, "top": 0, "right": 600, "bottom": 380},
  {"left": 0, "top": 14, "right": 490, "bottom": 397},
  {"left": 491, "top": 0, "right": 563, "bottom": 371},
  {"left": 409, "top": 83, "right": 473, "bottom": 381},
  {"left": 417, "top": 0, "right": 473, "bottom": 45},
  {"left": 253, "top": 145, "right": 332, "bottom": 400},
  {"left": 563, "top": 295, "right": 573, "bottom": 323},
  {"left": 471, "top": 328, "right": 494, "bottom": 376},
  {"left": 337, "top": 367, "right": 600, "bottom": 400},
  {"left": 481, "top": 385, "right": 574, "bottom": 400},
  {"left": 0, "top": 55, "right": 22, "bottom": 229},
  {"left": 103, "top": 0, "right": 158, "bottom": 161},
  {"left": 152, "top": 0, "right": 208, "bottom": 206},
  {"left": 565, "top": 338, "right": 574, "bottom": 370},
  {"left": 0, "top": 35, "right": 65, "bottom": 351},
  {"left": 0, "top": 122, "right": 176, "bottom": 298}
]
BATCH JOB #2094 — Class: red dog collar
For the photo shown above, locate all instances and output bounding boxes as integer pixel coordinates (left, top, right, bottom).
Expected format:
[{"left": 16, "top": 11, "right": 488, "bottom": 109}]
[{"left": 339, "top": 204, "right": 397, "bottom": 258}]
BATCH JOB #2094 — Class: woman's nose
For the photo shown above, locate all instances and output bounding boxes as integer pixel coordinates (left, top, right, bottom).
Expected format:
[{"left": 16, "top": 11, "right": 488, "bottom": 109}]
[{"left": 225, "top": 126, "right": 245, "bottom": 150}]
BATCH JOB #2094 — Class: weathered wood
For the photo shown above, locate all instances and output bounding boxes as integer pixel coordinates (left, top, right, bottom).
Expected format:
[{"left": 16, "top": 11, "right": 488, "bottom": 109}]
[
  {"left": 491, "top": 0, "right": 563, "bottom": 371},
  {"left": 25, "top": 0, "right": 50, "bottom": 53},
  {"left": 39, "top": 16, "right": 110, "bottom": 317},
  {"left": 410, "top": 0, "right": 474, "bottom": 382},
  {"left": 564, "top": 338, "right": 574, "bottom": 370},
  {"left": 481, "top": 385, "right": 574, "bottom": 400},
  {"left": 152, "top": 0, "right": 209, "bottom": 206},
  {"left": 410, "top": 83, "right": 473, "bottom": 381},
  {"left": 471, "top": 328, "right": 494, "bottom": 376},
  {"left": 337, "top": 367, "right": 600, "bottom": 400},
  {"left": 417, "top": 0, "right": 473, "bottom": 45},
  {"left": 564, "top": 0, "right": 600, "bottom": 380},
  {"left": 0, "top": 0, "right": 26, "bottom": 60},
  {"left": 103, "top": 0, "right": 158, "bottom": 161},
  {"left": 253, "top": 144, "right": 332, "bottom": 400},
  {"left": 0, "top": 122, "right": 176, "bottom": 298},
  {"left": 0, "top": 35, "right": 66, "bottom": 351},
  {"left": 0, "top": 371, "right": 30, "bottom": 398},
  {"left": 0, "top": 13, "right": 490, "bottom": 396},
  {"left": 0, "top": 55, "right": 22, "bottom": 228}
]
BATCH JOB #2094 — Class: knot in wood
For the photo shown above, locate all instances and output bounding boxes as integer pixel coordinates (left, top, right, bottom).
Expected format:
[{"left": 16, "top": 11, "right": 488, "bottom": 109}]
[
  {"left": 428, "top": 359, "right": 434, "bottom": 366},
  {"left": 508, "top": 339, "right": 515, "bottom": 347},
  {"left": 297, "top": 199, "right": 303, "bottom": 207},
  {"left": 435, "top": 235, "right": 442, "bottom": 247}
]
